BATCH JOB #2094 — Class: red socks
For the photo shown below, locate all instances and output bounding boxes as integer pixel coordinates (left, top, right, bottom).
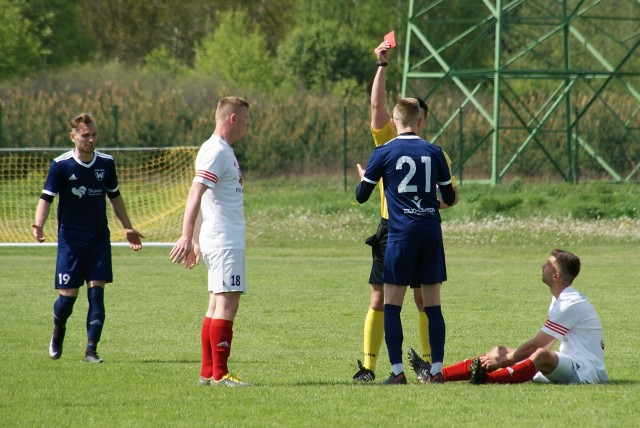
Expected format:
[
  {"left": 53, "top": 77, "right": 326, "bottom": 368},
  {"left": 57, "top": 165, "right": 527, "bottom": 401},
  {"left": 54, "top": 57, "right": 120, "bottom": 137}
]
[
  {"left": 442, "top": 355, "right": 536, "bottom": 384},
  {"left": 200, "top": 317, "right": 213, "bottom": 378},
  {"left": 210, "top": 318, "right": 234, "bottom": 381},
  {"left": 487, "top": 358, "right": 537, "bottom": 384},
  {"left": 443, "top": 358, "right": 474, "bottom": 381}
]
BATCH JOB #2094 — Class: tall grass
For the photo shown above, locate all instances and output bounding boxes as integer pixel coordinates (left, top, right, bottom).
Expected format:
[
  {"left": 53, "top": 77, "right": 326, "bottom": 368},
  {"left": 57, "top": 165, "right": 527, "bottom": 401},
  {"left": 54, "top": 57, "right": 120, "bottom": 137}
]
[{"left": 1, "top": 66, "right": 639, "bottom": 180}]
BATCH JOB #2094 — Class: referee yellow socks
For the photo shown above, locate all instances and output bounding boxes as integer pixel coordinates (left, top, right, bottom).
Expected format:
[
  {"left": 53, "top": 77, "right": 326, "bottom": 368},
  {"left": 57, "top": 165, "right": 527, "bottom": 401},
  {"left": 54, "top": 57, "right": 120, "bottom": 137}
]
[{"left": 363, "top": 308, "right": 384, "bottom": 370}]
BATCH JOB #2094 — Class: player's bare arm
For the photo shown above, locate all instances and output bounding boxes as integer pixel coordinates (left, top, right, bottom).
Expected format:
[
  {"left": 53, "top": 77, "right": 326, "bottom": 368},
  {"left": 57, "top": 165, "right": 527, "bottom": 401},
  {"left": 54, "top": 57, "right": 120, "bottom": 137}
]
[
  {"left": 480, "top": 331, "right": 556, "bottom": 371},
  {"left": 170, "top": 182, "right": 207, "bottom": 264},
  {"left": 32, "top": 198, "right": 51, "bottom": 242},
  {"left": 371, "top": 42, "right": 391, "bottom": 130},
  {"left": 183, "top": 210, "right": 203, "bottom": 269},
  {"left": 109, "top": 194, "right": 144, "bottom": 251}
]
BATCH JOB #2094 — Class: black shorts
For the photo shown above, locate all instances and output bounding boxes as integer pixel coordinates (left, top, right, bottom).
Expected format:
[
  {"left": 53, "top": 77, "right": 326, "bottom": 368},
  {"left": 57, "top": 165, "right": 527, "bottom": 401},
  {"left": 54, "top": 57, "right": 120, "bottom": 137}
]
[{"left": 365, "top": 218, "right": 419, "bottom": 288}]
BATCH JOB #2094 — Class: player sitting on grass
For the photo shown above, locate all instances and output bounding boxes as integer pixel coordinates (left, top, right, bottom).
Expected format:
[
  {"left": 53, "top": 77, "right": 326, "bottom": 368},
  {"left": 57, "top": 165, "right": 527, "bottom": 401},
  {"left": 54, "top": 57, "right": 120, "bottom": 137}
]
[{"left": 408, "top": 249, "right": 608, "bottom": 385}]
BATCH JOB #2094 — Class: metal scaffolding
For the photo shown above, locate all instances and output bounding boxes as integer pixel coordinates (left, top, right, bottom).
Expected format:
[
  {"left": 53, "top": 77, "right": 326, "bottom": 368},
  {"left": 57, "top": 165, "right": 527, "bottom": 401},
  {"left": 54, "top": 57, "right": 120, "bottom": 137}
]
[{"left": 402, "top": 0, "right": 640, "bottom": 183}]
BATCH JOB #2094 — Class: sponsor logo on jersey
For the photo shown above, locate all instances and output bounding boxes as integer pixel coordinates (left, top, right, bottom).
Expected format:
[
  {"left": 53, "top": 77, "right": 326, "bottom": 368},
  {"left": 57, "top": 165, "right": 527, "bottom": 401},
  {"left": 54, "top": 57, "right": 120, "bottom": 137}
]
[
  {"left": 72, "top": 186, "right": 87, "bottom": 198},
  {"left": 71, "top": 186, "right": 103, "bottom": 198},
  {"left": 403, "top": 196, "right": 436, "bottom": 215},
  {"left": 94, "top": 170, "right": 105, "bottom": 181},
  {"left": 69, "top": 174, "right": 78, "bottom": 181}
]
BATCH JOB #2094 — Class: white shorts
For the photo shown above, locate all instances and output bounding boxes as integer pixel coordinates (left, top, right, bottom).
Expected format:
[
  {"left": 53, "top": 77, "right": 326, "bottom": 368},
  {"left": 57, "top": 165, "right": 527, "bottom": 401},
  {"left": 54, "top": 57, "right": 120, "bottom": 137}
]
[
  {"left": 201, "top": 249, "right": 247, "bottom": 294},
  {"left": 532, "top": 353, "right": 580, "bottom": 384}
]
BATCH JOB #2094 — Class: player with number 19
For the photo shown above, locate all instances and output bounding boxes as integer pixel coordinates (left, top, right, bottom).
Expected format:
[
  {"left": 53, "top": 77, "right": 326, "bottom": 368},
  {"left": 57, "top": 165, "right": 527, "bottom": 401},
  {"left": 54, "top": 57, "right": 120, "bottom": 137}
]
[
  {"left": 33, "top": 112, "right": 144, "bottom": 363},
  {"left": 356, "top": 98, "right": 456, "bottom": 384}
]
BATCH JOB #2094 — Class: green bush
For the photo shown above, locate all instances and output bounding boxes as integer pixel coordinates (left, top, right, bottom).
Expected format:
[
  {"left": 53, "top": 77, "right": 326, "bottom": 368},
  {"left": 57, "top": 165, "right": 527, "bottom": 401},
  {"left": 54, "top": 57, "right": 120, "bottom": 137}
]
[{"left": 476, "top": 195, "right": 524, "bottom": 217}]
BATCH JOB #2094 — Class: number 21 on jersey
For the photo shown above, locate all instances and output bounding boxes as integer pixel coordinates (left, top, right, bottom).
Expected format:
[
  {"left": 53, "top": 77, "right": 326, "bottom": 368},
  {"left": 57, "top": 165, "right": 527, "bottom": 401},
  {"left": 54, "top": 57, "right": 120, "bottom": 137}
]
[{"left": 396, "top": 156, "right": 431, "bottom": 193}]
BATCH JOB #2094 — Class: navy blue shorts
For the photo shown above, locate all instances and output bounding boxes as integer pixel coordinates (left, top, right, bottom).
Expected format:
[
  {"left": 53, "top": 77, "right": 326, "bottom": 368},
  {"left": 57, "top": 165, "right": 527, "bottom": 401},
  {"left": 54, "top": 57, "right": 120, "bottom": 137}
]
[
  {"left": 366, "top": 219, "right": 420, "bottom": 288},
  {"left": 54, "top": 244, "right": 113, "bottom": 289},
  {"left": 382, "top": 236, "right": 447, "bottom": 286}
]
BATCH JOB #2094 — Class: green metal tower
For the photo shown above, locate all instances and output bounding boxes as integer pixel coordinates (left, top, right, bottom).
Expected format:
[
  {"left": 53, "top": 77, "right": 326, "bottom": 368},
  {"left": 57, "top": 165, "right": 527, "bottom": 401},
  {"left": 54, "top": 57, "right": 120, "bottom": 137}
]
[{"left": 402, "top": 0, "right": 640, "bottom": 183}]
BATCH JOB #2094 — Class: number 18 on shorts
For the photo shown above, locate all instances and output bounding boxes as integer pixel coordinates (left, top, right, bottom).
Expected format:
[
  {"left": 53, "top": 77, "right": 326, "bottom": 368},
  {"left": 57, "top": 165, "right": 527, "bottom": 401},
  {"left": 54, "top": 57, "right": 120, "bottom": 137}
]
[{"left": 202, "top": 249, "right": 247, "bottom": 294}]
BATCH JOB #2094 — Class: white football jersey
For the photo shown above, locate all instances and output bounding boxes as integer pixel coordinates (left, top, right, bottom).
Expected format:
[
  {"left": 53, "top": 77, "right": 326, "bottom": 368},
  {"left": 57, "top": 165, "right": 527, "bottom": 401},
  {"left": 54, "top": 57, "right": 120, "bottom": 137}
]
[
  {"left": 541, "top": 287, "right": 608, "bottom": 384},
  {"left": 193, "top": 134, "right": 245, "bottom": 252}
]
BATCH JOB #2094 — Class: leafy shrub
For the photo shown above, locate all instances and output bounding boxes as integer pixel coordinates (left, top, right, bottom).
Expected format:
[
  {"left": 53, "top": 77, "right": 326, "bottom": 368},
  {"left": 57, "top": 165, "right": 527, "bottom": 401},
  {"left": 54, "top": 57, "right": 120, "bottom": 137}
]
[
  {"left": 571, "top": 204, "right": 605, "bottom": 219},
  {"left": 475, "top": 196, "right": 523, "bottom": 217}
]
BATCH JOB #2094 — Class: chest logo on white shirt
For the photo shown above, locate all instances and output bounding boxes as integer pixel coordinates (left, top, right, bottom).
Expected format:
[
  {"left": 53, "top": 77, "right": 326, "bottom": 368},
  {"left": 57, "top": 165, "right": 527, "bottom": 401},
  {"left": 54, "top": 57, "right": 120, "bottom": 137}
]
[
  {"left": 94, "top": 170, "right": 105, "bottom": 181},
  {"left": 72, "top": 186, "right": 87, "bottom": 198}
]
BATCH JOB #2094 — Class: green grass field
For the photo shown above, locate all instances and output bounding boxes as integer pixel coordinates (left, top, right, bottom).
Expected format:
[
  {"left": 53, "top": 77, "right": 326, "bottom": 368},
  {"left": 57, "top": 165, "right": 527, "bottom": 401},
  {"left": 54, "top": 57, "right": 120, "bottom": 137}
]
[
  {"left": 1, "top": 180, "right": 640, "bottom": 427},
  {"left": 2, "top": 243, "right": 639, "bottom": 426}
]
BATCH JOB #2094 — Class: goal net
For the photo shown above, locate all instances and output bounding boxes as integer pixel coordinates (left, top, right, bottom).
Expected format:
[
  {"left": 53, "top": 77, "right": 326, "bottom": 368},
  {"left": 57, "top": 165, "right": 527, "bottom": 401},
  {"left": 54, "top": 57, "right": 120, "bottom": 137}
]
[{"left": 0, "top": 147, "right": 198, "bottom": 245}]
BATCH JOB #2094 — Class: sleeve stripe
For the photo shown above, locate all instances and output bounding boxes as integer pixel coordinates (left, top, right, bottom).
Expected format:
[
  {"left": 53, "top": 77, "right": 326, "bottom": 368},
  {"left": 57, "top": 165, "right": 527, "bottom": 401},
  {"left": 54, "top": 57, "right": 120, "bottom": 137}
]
[
  {"left": 195, "top": 170, "right": 218, "bottom": 183},
  {"left": 362, "top": 177, "right": 377, "bottom": 185},
  {"left": 544, "top": 319, "right": 569, "bottom": 335}
]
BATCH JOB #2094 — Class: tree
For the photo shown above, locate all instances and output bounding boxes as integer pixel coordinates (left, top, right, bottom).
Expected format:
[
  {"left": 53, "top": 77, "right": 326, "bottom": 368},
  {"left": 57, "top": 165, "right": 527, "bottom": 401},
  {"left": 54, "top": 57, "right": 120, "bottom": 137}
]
[
  {"left": 214, "top": 0, "right": 294, "bottom": 53},
  {"left": 286, "top": 0, "right": 408, "bottom": 95},
  {"left": 194, "top": 10, "right": 280, "bottom": 92},
  {"left": 77, "top": 0, "right": 294, "bottom": 67},
  {"left": 277, "top": 20, "right": 370, "bottom": 93},
  {"left": 142, "top": 45, "right": 188, "bottom": 76},
  {"left": 78, "top": 0, "right": 212, "bottom": 65},
  {"left": 0, "top": 0, "right": 40, "bottom": 79},
  {"left": 21, "top": 0, "right": 92, "bottom": 69},
  {"left": 293, "top": 0, "right": 400, "bottom": 43}
]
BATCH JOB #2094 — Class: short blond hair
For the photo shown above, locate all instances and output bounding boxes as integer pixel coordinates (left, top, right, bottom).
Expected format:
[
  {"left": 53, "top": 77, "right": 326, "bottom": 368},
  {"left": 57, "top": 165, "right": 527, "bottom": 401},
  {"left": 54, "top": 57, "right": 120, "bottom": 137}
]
[
  {"left": 392, "top": 98, "right": 421, "bottom": 127},
  {"left": 215, "top": 97, "right": 249, "bottom": 123}
]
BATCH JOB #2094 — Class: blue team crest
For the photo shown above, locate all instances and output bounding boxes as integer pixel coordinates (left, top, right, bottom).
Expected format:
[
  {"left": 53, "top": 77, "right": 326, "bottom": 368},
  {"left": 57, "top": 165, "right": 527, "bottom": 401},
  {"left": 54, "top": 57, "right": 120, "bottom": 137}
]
[{"left": 94, "top": 170, "right": 105, "bottom": 181}]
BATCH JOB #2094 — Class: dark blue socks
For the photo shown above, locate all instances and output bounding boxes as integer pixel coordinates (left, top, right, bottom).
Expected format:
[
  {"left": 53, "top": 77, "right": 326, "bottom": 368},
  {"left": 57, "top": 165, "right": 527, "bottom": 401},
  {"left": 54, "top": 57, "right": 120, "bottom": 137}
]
[
  {"left": 424, "top": 305, "right": 446, "bottom": 364},
  {"left": 383, "top": 304, "right": 403, "bottom": 365},
  {"left": 86, "top": 286, "right": 105, "bottom": 347},
  {"left": 53, "top": 295, "right": 77, "bottom": 328}
]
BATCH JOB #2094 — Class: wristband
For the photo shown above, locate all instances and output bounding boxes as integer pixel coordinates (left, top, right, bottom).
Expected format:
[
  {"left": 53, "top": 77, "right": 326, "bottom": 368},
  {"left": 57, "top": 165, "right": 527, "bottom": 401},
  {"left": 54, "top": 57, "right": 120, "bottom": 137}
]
[
  {"left": 377, "top": 62, "right": 388, "bottom": 67},
  {"left": 32, "top": 224, "right": 42, "bottom": 229}
]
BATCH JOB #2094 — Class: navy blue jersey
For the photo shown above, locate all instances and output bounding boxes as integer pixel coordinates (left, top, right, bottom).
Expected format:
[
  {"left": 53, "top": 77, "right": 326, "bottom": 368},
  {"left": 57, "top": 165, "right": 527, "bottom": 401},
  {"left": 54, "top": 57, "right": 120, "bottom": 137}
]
[
  {"left": 362, "top": 135, "right": 452, "bottom": 241},
  {"left": 42, "top": 150, "right": 118, "bottom": 250}
]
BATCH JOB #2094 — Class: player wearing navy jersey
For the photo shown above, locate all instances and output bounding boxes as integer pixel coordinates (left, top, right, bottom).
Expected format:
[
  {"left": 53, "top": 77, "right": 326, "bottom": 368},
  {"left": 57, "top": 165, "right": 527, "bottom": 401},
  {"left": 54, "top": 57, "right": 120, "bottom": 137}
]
[
  {"left": 356, "top": 98, "right": 456, "bottom": 384},
  {"left": 33, "top": 113, "right": 143, "bottom": 363},
  {"left": 170, "top": 97, "right": 251, "bottom": 387},
  {"left": 352, "top": 40, "right": 459, "bottom": 384},
  {"left": 408, "top": 249, "right": 608, "bottom": 385}
]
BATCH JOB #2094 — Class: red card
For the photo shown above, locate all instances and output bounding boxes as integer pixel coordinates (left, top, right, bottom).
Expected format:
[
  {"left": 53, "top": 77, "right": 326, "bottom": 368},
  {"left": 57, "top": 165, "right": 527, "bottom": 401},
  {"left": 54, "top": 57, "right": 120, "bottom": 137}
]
[{"left": 384, "top": 31, "right": 396, "bottom": 48}]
